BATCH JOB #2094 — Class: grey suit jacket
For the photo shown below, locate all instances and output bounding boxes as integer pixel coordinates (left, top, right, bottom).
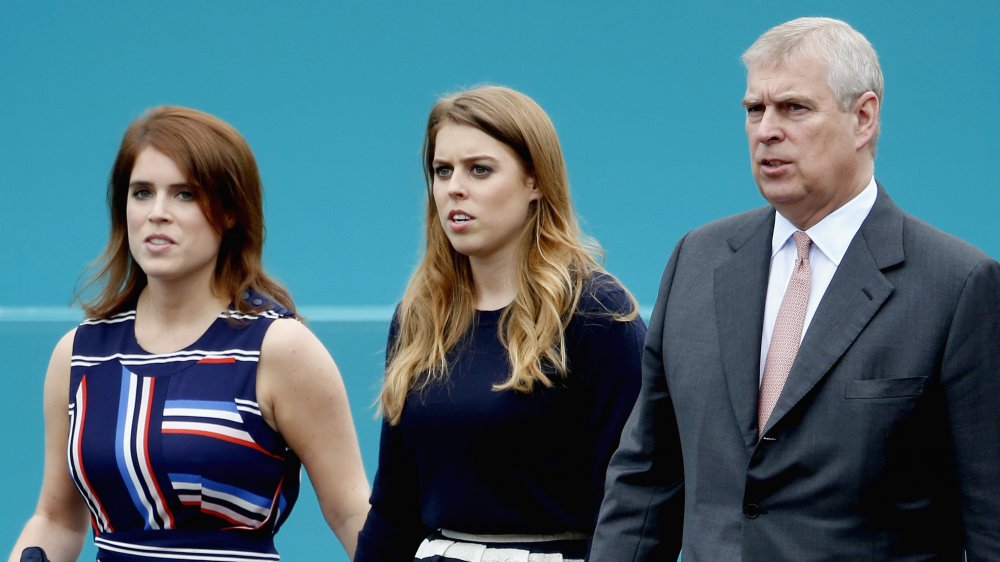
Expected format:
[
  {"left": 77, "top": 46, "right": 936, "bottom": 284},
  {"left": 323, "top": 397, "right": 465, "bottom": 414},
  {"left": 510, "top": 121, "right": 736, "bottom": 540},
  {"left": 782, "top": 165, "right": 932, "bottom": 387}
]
[{"left": 591, "top": 186, "right": 1000, "bottom": 561}]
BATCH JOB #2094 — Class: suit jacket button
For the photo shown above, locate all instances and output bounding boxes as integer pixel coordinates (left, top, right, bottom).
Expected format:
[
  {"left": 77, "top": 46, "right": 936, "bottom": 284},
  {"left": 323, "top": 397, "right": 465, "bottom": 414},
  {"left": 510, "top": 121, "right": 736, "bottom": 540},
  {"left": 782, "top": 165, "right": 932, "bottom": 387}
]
[{"left": 744, "top": 503, "right": 761, "bottom": 518}]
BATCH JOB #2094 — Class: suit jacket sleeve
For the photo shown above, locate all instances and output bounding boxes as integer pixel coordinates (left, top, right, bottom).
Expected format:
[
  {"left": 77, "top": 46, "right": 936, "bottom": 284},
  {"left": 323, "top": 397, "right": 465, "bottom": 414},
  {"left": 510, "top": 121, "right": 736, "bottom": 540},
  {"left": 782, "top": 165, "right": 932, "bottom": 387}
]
[
  {"left": 943, "top": 258, "right": 1000, "bottom": 559},
  {"left": 589, "top": 238, "right": 687, "bottom": 561}
]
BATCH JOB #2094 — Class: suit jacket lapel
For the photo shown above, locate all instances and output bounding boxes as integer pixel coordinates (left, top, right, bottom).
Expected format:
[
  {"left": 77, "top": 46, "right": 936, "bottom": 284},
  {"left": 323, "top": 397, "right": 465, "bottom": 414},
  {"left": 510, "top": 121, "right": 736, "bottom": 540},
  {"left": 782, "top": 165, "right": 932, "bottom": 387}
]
[
  {"left": 715, "top": 208, "right": 774, "bottom": 449},
  {"left": 762, "top": 185, "right": 905, "bottom": 434}
]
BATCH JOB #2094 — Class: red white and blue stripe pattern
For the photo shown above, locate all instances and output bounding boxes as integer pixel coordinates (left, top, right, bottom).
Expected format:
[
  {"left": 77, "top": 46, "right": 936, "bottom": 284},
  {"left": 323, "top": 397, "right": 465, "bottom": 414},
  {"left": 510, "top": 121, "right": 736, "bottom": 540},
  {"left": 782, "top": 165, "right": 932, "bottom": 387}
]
[
  {"left": 115, "top": 367, "right": 176, "bottom": 530},
  {"left": 170, "top": 473, "right": 276, "bottom": 528},
  {"left": 67, "top": 376, "right": 114, "bottom": 534},
  {"left": 70, "top": 348, "right": 262, "bottom": 368},
  {"left": 161, "top": 399, "right": 281, "bottom": 459},
  {"left": 67, "top": 304, "right": 300, "bottom": 560}
]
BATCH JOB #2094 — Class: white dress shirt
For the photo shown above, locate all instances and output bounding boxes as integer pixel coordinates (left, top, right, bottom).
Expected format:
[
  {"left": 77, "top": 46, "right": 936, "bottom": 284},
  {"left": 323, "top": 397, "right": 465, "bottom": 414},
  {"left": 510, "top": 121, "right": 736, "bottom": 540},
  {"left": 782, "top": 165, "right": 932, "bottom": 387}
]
[{"left": 759, "top": 177, "right": 878, "bottom": 381}]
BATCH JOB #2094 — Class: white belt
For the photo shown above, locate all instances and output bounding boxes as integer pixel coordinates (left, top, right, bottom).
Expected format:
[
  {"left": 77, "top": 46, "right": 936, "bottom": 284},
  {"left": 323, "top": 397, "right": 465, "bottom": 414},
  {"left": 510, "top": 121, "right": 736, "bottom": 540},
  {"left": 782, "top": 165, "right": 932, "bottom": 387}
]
[{"left": 439, "top": 529, "right": 589, "bottom": 543}]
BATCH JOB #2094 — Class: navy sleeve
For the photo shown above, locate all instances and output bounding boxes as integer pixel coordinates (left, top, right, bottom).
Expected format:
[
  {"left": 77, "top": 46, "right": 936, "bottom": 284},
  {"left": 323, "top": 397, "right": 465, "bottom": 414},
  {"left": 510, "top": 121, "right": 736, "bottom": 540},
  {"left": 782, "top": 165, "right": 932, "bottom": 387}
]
[
  {"left": 355, "top": 421, "right": 430, "bottom": 562},
  {"left": 354, "top": 314, "right": 432, "bottom": 562},
  {"left": 567, "top": 275, "right": 646, "bottom": 522}
]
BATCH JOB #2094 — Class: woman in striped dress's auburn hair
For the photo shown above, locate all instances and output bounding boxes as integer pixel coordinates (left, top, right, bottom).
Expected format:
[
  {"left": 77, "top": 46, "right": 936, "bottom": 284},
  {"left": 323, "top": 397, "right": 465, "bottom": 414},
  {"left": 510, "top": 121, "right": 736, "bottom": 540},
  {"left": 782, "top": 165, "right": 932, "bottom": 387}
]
[{"left": 7, "top": 106, "right": 370, "bottom": 562}]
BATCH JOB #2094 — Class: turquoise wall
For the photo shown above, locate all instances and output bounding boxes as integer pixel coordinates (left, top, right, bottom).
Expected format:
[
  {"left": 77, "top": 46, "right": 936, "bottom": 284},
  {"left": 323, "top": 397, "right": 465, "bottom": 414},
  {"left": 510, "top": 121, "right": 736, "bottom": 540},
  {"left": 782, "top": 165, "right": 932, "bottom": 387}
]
[{"left": 2, "top": 1, "right": 997, "bottom": 560}]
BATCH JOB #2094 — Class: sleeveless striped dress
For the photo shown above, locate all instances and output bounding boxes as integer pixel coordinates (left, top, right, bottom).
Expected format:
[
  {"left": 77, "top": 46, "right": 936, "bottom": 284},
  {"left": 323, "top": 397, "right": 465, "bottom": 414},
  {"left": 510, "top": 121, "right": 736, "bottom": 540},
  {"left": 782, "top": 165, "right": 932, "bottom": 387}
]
[{"left": 67, "top": 304, "right": 300, "bottom": 561}]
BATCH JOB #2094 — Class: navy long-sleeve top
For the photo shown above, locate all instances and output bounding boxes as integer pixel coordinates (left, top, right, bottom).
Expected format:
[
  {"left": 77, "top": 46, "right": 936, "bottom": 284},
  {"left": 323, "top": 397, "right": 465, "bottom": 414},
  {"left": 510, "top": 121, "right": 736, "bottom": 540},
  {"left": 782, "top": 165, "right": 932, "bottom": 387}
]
[{"left": 355, "top": 273, "right": 645, "bottom": 561}]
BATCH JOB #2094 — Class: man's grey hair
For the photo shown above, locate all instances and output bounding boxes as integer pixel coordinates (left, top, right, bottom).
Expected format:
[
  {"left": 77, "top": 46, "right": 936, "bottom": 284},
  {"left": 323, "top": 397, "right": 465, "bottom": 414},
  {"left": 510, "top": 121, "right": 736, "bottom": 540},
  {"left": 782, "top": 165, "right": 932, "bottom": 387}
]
[{"left": 743, "top": 17, "right": 883, "bottom": 153}]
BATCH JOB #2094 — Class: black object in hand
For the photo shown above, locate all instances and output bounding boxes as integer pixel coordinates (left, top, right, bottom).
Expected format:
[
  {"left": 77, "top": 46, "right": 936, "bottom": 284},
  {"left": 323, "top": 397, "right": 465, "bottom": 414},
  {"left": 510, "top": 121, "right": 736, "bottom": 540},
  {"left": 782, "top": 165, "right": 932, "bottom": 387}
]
[{"left": 20, "top": 547, "right": 51, "bottom": 562}]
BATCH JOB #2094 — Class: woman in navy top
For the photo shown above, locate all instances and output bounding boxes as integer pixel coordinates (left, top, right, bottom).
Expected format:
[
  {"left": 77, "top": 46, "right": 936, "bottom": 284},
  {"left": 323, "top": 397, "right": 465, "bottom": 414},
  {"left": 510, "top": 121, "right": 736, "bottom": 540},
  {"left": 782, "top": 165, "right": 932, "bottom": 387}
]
[
  {"left": 355, "top": 86, "right": 645, "bottom": 561},
  {"left": 8, "top": 106, "right": 370, "bottom": 561}
]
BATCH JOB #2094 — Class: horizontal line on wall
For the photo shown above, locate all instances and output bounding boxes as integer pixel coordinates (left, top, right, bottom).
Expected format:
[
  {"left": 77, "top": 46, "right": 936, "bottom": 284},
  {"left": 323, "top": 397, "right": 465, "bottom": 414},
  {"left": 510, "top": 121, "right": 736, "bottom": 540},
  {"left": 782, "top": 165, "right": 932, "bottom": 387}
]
[{"left": 301, "top": 306, "right": 396, "bottom": 322}]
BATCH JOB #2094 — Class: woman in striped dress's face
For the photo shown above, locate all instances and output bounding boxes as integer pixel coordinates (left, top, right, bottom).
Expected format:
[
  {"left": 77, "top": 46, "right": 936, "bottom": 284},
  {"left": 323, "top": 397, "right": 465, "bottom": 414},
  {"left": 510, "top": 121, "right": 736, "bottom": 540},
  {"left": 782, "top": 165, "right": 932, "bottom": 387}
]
[{"left": 126, "top": 145, "right": 222, "bottom": 291}]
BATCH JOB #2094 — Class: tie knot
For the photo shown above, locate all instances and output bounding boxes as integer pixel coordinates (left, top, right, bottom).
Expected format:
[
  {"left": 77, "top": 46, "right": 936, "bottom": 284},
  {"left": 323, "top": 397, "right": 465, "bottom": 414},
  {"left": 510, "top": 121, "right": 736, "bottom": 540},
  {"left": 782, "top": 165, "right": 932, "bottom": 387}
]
[{"left": 792, "top": 231, "right": 812, "bottom": 261}]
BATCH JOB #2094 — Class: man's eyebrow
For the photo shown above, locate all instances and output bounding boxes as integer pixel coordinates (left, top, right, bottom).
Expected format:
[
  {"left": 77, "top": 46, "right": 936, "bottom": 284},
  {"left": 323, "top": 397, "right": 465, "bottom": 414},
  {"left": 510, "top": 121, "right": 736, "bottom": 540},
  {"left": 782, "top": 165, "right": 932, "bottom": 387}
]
[{"left": 774, "top": 91, "right": 813, "bottom": 101}]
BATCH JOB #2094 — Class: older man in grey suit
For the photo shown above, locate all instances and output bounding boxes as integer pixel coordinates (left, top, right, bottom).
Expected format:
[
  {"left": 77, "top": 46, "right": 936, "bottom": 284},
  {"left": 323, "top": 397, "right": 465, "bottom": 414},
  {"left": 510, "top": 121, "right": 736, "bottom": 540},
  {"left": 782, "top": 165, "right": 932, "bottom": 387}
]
[{"left": 590, "top": 17, "right": 1000, "bottom": 562}]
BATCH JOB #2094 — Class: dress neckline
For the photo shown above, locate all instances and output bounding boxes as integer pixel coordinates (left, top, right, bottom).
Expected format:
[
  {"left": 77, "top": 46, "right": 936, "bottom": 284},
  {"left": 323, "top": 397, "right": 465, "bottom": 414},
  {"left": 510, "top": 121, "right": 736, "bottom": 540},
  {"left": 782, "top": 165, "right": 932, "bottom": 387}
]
[
  {"left": 474, "top": 307, "right": 505, "bottom": 326},
  {"left": 130, "top": 308, "right": 227, "bottom": 356}
]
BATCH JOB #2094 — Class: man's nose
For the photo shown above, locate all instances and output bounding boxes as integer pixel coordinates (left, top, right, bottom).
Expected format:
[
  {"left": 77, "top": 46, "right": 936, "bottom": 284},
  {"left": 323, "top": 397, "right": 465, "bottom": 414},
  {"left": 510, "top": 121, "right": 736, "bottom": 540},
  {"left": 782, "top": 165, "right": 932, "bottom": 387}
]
[{"left": 755, "top": 109, "right": 784, "bottom": 144}]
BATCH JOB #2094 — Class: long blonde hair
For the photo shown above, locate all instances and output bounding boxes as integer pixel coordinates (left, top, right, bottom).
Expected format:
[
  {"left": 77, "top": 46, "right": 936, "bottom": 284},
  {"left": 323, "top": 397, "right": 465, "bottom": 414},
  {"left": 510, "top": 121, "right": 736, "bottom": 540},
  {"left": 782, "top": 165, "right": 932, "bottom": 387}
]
[{"left": 379, "top": 85, "right": 637, "bottom": 424}]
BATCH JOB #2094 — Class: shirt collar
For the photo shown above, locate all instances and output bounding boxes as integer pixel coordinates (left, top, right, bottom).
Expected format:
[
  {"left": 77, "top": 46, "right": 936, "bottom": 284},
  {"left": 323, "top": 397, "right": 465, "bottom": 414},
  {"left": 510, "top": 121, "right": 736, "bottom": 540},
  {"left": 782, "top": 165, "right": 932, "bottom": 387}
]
[{"left": 771, "top": 176, "right": 878, "bottom": 265}]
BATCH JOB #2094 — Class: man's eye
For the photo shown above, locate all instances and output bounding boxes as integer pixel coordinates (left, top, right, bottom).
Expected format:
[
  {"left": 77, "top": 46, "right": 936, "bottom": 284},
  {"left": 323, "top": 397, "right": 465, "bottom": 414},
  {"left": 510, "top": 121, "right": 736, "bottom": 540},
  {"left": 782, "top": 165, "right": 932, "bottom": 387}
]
[
  {"left": 789, "top": 103, "right": 807, "bottom": 111},
  {"left": 434, "top": 166, "right": 453, "bottom": 178},
  {"left": 470, "top": 165, "right": 492, "bottom": 177},
  {"left": 746, "top": 105, "right": 763, "bottom": 115}
]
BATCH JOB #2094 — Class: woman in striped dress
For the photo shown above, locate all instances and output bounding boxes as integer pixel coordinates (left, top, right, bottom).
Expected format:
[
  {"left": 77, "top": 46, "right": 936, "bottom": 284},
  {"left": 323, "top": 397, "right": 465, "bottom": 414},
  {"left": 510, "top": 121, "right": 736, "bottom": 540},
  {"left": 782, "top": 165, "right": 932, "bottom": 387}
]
[{"left": 7, "top": 106, "right": 370, "bottom": 562}]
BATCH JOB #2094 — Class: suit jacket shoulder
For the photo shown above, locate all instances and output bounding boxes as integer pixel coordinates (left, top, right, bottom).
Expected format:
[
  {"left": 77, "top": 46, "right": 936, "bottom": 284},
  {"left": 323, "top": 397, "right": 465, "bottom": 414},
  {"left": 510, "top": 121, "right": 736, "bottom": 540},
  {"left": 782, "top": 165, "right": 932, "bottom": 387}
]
[
  {"left": 685, "top": 204, "right": 773, "bottom": 249},
  {"left": 860, "top": 185, "right": 996, "bottom": 290},
  {"left": 900, "top": 209, "right": 996, "bottom": 269}
]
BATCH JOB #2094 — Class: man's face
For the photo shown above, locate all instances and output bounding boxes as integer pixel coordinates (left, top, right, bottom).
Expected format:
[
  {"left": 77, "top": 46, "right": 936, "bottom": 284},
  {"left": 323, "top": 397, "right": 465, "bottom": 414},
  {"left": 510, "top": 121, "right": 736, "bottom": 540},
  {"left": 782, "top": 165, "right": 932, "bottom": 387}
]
[{"left": 743, "top": 54, "right": 871, "bottom": 229}]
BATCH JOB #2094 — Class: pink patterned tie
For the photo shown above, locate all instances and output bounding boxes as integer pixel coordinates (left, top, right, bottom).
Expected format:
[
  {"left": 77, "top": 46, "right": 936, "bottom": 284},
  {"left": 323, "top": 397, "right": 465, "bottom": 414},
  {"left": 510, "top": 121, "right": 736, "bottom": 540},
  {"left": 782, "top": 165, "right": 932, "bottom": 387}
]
[{"left": 758, "top": 231, "right": 812, "bottom": 433}]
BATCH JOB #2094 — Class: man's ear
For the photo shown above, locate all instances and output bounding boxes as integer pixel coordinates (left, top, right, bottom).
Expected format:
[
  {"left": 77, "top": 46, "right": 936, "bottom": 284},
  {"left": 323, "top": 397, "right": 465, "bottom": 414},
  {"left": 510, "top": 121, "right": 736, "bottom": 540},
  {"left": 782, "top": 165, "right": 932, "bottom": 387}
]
[{"left": 854, "top": 91, "right": 880, "bottom": 151}]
